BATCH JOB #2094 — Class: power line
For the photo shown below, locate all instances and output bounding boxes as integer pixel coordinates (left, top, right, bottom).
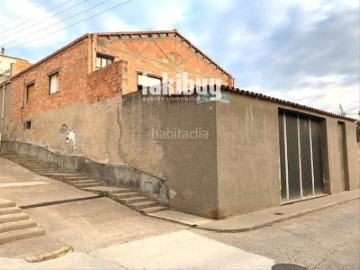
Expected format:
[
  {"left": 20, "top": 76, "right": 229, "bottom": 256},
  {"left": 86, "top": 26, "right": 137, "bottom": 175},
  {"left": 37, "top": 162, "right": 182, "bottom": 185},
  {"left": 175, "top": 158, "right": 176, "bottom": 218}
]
[
  {"left": 6, "top": 0, "right": 134, "bottom": 50},
  {"left": 2, "top": 0, "right": 114, "bottom": 47},
  {"left": 1, "top": 0, "right": 50, "bottom": 28},
  {"left": 0, "top": 0, "right": 90, "bottom": 41},
  {"left": 0, "top": 0, "right": 74, "bottom": 36},
  {"left": 0, "top": 69, "right": 10, "bottom": 77}
]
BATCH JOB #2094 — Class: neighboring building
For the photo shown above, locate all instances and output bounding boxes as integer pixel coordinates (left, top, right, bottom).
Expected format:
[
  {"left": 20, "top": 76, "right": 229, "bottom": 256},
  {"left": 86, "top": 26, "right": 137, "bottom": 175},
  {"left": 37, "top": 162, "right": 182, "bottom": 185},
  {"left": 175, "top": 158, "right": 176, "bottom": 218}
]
[
  {"left": 0, "top": 50, "right": 30, "bottom": 83},
  {"left": 1, "top": 31, "right": 358, "bottom": 219},
  {"left": 0, "top": 50, "right": 30, "bottom": 146}
]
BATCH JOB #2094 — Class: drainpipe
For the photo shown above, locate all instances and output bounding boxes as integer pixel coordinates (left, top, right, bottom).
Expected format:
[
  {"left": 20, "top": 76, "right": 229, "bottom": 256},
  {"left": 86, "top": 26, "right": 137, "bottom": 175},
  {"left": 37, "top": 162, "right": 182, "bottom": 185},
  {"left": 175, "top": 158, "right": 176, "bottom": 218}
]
[
  {"left": 1, "top": 84, "right": 5, "bottom": 120},
  {"left": 0, "top": 84, "right": 4, "bottom": 150},
  {"left": 91, "top": 34, "right": 95, "bottom": 72}
]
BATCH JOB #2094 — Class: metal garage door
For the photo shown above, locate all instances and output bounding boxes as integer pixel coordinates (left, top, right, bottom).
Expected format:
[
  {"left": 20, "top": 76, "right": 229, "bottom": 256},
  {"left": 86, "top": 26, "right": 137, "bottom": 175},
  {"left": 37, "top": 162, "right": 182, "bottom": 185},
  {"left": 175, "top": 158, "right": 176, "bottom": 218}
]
[{"left": 279, "top": 110, "right": 324, "bottom": 201}]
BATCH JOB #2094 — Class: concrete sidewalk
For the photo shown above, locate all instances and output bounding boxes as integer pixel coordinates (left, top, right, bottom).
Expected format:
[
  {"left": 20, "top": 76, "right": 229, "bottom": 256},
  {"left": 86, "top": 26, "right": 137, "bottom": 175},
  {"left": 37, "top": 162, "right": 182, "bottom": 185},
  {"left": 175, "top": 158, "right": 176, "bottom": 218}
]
[
  {"left": 199, "top": 190, "right": 360, "bottom": 232},
  {"left": 0, "top": 231, "right": 275, "bottom": 269}
]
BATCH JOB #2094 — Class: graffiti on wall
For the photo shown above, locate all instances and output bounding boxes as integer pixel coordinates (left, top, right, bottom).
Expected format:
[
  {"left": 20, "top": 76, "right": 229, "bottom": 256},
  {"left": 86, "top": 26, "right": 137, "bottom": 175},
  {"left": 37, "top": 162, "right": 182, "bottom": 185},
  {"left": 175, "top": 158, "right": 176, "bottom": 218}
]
[
  {"left": 66, "top": 129, "right": 76, "bottom": 152},
  {"left": 59, "top": 124, "right": 76, "bottom": 153}
]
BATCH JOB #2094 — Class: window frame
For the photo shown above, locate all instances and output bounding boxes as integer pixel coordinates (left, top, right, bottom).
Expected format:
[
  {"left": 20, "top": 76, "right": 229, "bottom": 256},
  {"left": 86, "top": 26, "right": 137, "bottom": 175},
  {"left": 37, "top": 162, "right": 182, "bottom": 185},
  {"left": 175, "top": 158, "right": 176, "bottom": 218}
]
[
  {"left": 25, "top": 81, "right": 35, "bottom": 104},
  {"left": 95, "top": 53, "right": 114, "bottom": 69},
  {"left": 48, "top": 70, "right": 59, "bottom": 95}
]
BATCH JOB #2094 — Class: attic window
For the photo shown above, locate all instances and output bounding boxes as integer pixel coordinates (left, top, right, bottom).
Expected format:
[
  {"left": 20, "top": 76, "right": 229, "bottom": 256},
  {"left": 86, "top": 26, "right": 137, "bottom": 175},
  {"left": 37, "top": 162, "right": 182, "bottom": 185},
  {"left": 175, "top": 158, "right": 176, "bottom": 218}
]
[{"left": 96, "top": 53, "right": 114, "bottom": 69}]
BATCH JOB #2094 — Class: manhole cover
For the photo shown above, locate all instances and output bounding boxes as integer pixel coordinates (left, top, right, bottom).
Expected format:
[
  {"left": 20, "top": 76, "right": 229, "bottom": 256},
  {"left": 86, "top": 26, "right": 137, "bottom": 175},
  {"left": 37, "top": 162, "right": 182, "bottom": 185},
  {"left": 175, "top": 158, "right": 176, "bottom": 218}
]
[{"left": 272, "top": 263, "right": 307, "bottom": 270}]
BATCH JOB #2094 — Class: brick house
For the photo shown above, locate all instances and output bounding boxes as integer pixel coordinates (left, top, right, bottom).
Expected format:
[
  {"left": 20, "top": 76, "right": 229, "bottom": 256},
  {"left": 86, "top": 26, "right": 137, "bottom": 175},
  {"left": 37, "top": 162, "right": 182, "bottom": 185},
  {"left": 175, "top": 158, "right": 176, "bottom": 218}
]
[
  {"left": 0, "top": 52, "right": 30, "bottom": 144},
  {"left": 1, "top": 30, "right": 358, "bottom": 219}
]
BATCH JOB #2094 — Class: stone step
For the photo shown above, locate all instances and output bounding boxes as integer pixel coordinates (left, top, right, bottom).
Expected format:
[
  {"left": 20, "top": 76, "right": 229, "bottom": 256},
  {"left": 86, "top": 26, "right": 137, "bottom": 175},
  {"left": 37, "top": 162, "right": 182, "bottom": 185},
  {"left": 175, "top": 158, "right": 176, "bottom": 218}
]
[
  {"left": 32, "top": 169, "right": 55, "bottom": 171},
  {"left": 83, "top": 186, "right": 132, "bottom": 194},
  {"left": 141, "top": 206, "right": 168, "bottom": 215},
  {"left": 0, "top": 219, "right": 37, "bottom": 233},
  {"left": 107, "top": 188, "right": 132, "bottom": 194},
  {"left": 66, "top": 177, "right": 90, "bottom": 181},
  {"left": 37, "top": 170, "right": 58, "bottom": 174},
  {"left": 0, "top": 213, "right": 29, "bottom": 224},
  {"left": 111, "top": 192, "right": 141, "bottom": 200},
  {"left": 0, "top": 227, "right": 45, "bottom": 244},
  {"left": 24, "top": 163, "right": 46, "bottom": 166},
  {"left": 28, "top": 167, "right": 49, "bottom": 171},
  {"left": 119, "top": 196, "right": 149, "bottom": 205},
  {"left": 41, "top": 173, "right": 81, "bottom": 176},
  {"left": 0, "top": 207, "right": 22, "bottom": 215},
  {"left": 69, "top": 180, "right": 96, "bottom": 184},
  {"left": 73, "top": 182, "right": 99, "bottom": 188},
  {"left": 128, "top": 200, "right": 158, "bottom": 210},
  {"left": 0, "top": 199, "right": 16, "bottom": 209}
]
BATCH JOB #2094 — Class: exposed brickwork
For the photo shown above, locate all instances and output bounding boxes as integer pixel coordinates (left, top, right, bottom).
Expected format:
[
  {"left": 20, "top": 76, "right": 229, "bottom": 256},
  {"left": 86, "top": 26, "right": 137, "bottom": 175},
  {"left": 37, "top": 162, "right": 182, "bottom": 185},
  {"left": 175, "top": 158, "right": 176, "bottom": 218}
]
[
  {"left": 95, "top": 34, "right": 233, "bottom": 95},
  {"left": 87, "top": 60, "right": 126, "bottom": 102},
  {"left": 9, "top": 31, "right": 233, "bottom": 121},
  {"left": 10, "top": 61, "right": 32, "bottom": 76},
  {"left": 10, "top": 38, "right": 90, "bottom": 120}
]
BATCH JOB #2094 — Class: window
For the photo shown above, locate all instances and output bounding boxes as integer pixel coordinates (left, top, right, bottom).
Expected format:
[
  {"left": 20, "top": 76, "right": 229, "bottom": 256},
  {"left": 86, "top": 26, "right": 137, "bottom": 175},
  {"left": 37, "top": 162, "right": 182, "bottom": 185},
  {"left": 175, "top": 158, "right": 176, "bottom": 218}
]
[
  {"left": 26, "top": 83, "right": 35, "bottom": 103},
  {"left": 49, "top": 72, "right": 59, "bottom": 94},
  {"left": 25, "top": 121, "right": 31, "bottom": 129},
  {"left": 137, "top": 73, "right": 161, "bottom": 92},
  {"left": 96, "top": 54, "right": 114, "bottom": 69}
]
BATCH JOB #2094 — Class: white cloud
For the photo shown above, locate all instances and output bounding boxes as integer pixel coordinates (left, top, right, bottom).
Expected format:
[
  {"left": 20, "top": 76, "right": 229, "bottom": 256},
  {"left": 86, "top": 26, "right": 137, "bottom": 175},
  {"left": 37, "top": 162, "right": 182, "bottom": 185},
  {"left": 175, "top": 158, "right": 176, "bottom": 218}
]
[
  {"left": 0, "top": 0, "right": 357, "bottom": 119},
  {"left": 264, "top": 74, "right": 358, "bottom": 117},
  {"left": 99, "top": 15, "right": 138, "bottom": 32},
  {"left": 0, "top": 0, "right": 66, "bottom": 49}
]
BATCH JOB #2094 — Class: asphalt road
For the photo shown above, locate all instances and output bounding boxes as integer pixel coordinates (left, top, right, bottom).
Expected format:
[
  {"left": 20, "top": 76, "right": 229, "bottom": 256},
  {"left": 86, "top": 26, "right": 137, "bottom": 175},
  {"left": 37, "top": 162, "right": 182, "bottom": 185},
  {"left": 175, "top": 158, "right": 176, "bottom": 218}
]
[{"left": 194, "top": 200, "right": 360, "bottom": 270}]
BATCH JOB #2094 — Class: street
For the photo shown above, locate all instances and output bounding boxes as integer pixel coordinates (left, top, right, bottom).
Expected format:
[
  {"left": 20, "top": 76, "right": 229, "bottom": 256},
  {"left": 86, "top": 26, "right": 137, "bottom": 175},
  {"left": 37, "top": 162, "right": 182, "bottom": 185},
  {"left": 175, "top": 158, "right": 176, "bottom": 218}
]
[
  {"left": 194, "top": 200, "right": 360, "bottom": 270},
  {"left": 0, "top": 156, "right": 359, "bottom": 269}
]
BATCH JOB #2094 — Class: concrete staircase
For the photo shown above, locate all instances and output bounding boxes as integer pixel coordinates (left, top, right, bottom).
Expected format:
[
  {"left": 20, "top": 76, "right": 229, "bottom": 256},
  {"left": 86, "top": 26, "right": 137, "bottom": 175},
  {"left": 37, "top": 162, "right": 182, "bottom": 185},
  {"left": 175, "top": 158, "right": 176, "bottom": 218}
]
[
  {"left": 0, "top": 153, "right": 168, "bottom": 216},
  {"left": 0, "top": 198, "right": 45, "bottom": 245}
]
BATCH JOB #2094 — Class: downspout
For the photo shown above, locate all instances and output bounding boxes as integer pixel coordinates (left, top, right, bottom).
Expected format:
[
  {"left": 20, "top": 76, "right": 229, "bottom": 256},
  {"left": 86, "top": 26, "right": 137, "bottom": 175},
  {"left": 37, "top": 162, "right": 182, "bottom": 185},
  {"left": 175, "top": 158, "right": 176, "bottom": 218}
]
[
  {"left": 91, "top": 34, "right": 95, "bottom": 72},
  {"left": 0, "top": 84, "right": 5, "bottom": 150},
  {"left": 1, "top": 84, "right": 5, "bottom": 120}
]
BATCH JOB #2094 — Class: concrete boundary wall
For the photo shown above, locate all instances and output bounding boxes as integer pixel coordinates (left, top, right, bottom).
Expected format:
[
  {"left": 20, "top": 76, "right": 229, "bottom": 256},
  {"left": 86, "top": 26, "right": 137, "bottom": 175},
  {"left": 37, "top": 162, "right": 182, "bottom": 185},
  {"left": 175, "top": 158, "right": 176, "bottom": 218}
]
[{"left": 1, "top": 141, "right": 169, "bottom": 205}]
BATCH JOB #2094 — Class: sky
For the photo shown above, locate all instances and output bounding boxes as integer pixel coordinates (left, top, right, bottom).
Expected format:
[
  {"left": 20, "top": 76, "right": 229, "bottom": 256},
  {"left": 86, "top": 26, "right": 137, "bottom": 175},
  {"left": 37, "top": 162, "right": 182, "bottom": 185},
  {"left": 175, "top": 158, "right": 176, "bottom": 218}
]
[{"left": 0, "top": 0, "right": 358, "bottom": 118}]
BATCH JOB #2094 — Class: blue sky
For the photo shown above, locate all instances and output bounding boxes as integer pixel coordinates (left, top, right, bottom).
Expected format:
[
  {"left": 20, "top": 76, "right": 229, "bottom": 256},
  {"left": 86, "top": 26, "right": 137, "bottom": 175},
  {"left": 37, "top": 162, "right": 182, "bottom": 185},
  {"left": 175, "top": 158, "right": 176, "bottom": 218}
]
[{"left": 0, "top": 0, "right": 358, "bottom": 117}]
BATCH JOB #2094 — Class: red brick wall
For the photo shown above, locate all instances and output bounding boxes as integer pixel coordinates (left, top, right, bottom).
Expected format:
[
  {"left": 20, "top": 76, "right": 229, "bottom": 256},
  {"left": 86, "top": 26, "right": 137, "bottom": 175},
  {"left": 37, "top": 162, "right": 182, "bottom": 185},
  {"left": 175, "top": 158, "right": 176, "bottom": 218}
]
[
  {"left": 10, "top": 37, "right": 90, "bottom": 120},
  {"left": 95, "top": 33, "right": 233, "bottom": 95},
  {"left": 9, "top": 33, "right": 233, "bottom": 120},
  {"left": 86, "top": 60, "right": 126, "bottom": 102}
]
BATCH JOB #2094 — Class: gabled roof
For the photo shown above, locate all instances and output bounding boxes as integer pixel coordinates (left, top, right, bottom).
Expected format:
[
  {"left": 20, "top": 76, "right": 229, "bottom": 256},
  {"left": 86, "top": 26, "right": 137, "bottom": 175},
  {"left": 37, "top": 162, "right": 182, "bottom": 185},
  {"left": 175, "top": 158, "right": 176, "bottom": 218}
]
[
  {"left": 94, "top": 30, "right": 232, "bottom": 78},
  {"left": 11, "top": 30, "right": 232, "bottom": 80}
]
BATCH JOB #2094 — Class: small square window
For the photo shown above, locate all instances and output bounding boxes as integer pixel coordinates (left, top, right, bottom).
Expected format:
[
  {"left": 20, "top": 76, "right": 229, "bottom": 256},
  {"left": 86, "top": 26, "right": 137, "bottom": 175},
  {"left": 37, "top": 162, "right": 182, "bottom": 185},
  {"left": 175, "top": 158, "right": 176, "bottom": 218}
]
[
  {"left": 24, "top": 120, "right": 31, "bottom": 129},
  {"left": 49, "top": 72, "right": 59, "bottom": 94},
  {"left": 26, "top": 83, "right": 35, "bottom": 103}
]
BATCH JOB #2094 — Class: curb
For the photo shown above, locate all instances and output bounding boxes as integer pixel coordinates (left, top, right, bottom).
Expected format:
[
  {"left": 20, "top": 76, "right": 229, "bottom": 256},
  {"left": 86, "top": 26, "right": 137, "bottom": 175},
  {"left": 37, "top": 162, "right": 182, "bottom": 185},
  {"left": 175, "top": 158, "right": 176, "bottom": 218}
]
[
  {"left": 197, "top": 196, "right": 360, "bottom": 233},
  {"left": 25, "top": 246, "right": 73, "bottom": 263}
]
